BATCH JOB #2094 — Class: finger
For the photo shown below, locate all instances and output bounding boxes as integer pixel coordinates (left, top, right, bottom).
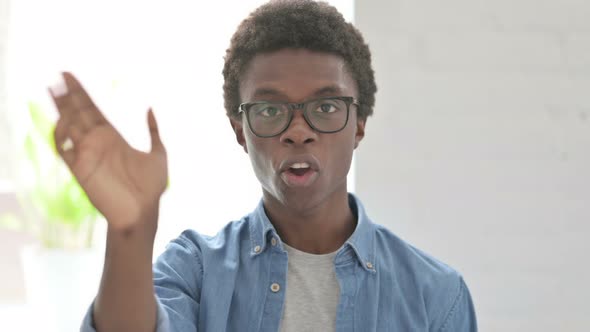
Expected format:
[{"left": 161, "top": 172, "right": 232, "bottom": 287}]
[
  {"left": 54, "top": 102, "right": 104, "bottom": 138},
  {"left": 50, "top": 72, "right": 108, "bottom": 125},
  {"left": 63, "top": 72, "right": 109, "bottom": 124},
  {"left": 49, "top": 86, "right": 74, "bottom": 117},
  {"left": 61, "top": 72, "right": 96, "bottom": 109},
  {"left": 54, "top": 117, "right": 85, "bottom": 155},
  {"left": 49, "top": 84, "right": 87, "bottom": 121},
  {"left": 54, "top": 112, "right": 88, "bottom": 141},
  {"left": 71, "top": 109, "right": 99, "bottom": 133},
  {"left": 62, "top": 137, "right": 74, "bottom": 151},
  {"left": 67, "top": 125, "right": 84, "bottom": 144},
  {"left": 60, "top": 147, "right": 76, "bottom": 167},
  {"left": 54, "top": 118, "right": 68, "bottom": 149},
  {"left": 54, "top": 123, "right": 80, "bottom": 167},
  {"left": 147, "top": 108, "right": 165, "bottom": 153}
]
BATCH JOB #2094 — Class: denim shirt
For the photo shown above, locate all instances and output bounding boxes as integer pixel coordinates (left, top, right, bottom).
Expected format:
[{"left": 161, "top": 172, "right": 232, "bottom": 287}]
[{"left": 82, "top": 194, "right": 477, "bottom": 331}]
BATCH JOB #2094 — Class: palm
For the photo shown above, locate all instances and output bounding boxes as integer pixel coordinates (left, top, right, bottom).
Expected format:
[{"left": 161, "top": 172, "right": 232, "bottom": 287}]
[
  {"left": 51, "top": 72, "right": 167, "bottom": 229},
  {"left": 74, "top": 125, "right": 167, "bottom": 226}
]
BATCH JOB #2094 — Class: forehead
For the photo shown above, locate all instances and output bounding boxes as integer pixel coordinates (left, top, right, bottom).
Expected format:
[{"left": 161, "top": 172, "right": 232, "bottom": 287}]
[{"left": 239, "top": 48, "right": 357, "bottom": 102}]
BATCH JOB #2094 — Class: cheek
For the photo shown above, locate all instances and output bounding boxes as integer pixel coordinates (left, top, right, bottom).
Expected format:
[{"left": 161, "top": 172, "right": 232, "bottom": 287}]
[
  {"left": 245, "top": 135, "right": 274, "bottom": 176},
  {"left": 326, "top": 133, "right": 356, "bottom": 176},
  {"left": 341, "top": 118, "right": 360, "bottom": 151},
  {"left": 337, "top": 141, "right": 355, "bottom": 170}
]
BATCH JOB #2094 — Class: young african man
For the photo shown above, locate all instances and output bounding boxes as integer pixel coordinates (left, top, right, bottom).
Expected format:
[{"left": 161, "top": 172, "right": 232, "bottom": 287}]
[{"left": 50, "top": 1, "right": 477, "bottom": 331}]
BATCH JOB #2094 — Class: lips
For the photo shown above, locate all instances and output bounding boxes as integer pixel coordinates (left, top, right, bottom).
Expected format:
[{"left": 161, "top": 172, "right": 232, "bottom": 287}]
[
  {"left": 279, "top": 155, "right": 320, "bottom": 173},
  {"left": 278, "top": 154, "right": 321, "bottom": 187}
]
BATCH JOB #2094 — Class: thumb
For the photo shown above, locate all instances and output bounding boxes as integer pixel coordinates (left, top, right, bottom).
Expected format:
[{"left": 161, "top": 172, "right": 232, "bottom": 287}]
[{"left": 147, "top": 108, "right": 165, "bottom": 153}]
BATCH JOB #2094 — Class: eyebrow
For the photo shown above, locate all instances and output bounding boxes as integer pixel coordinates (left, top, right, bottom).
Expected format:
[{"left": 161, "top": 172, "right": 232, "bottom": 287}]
[{"left": 251, "top": 85, "right": 346, "bottom": 100}]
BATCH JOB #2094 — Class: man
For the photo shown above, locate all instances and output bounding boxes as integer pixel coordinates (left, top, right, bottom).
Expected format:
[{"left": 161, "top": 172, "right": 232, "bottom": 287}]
[{"left": 51, "top": 1, "right": 477, "bottom": 331}]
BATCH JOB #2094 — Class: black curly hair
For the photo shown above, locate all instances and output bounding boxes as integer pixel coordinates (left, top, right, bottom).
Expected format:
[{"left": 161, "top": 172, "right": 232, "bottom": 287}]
[{"left": 223, "top": 0, "right": 377, "bottom": 121}]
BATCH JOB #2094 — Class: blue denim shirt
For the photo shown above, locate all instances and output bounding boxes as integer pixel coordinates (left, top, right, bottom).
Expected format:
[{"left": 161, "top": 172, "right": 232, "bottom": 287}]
[{"left": 82, "top": 194, "right": 477, "bottom": 331}]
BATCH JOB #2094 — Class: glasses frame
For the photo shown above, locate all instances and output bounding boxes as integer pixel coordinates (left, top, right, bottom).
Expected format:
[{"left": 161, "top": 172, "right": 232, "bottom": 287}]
[{"left": 238, "top": 96, "right": 360, "bottom": 138}]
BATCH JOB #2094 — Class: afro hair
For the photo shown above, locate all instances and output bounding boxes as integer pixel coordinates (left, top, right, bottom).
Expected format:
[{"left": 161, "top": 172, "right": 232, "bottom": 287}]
[{"left": 222, "top": 0, "right": 377, "bottom": 121}]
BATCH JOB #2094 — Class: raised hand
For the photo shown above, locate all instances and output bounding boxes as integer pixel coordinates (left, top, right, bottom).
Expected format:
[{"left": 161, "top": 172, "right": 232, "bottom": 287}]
[{"left": 50, "top": 72, "right": 168, "bottom": 231}]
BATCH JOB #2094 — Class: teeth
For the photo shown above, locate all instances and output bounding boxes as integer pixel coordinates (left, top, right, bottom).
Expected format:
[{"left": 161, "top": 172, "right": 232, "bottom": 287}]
[{"left": 290, "top": 162, "right": 310, "bottom": 169}]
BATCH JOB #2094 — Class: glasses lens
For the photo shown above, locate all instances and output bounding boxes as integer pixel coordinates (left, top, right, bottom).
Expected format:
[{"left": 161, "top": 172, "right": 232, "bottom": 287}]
[
  {"left": 305, "top": 98, "right": 349, "bottom": 132},
  {"left": 248, "top": 102, "right": 290, "bottom": 136}
]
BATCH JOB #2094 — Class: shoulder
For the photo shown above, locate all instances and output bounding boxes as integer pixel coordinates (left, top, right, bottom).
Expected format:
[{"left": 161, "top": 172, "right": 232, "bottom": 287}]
[
  {"left": 373, "top": 224, "right": 477, "bottom": 330},
  {"left": 153, "top": 218, "right": 250, "bottom": 287},
  {"left": 152, "top": 218, "right": 251, "bottom": 303},
  {"left": 171, "top": 217, "right": 251, "bottom": 256},
  {"left": 373, "top": 223, "right": 458, "bottom": 280}
]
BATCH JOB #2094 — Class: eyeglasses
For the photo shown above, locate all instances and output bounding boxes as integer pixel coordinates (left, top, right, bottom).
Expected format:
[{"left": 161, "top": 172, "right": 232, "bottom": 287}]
[{"left": 238, "top": 96, "right": 359, "bottom": 138}]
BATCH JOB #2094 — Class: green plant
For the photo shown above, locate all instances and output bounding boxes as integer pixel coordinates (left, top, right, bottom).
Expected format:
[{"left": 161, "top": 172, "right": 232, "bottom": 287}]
[{"left": 1, "top": 101, "right": 101, "bottom": 249}]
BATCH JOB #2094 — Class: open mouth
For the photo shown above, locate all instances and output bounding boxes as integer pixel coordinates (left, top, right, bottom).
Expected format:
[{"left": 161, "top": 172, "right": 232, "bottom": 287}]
[
  {"left": 289, "top": 168, "right": 310, "bottom": 176},
  {"left": 281, "top": 161, "right": 318, "bottom": 187},
  {"left": 288, "top": 162, "right": 312, "bottom": 176}
]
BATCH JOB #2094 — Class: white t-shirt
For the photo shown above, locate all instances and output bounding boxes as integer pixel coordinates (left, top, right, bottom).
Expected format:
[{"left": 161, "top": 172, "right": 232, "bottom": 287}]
[{"left": 279, "top": 243, "right": 341, "bottom": 332}]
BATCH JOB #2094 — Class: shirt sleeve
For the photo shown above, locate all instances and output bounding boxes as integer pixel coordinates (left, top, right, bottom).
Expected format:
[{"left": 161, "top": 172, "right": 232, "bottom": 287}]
[
  {"left": 79, "top": 234, "right": 203, "bottom": 332},
  {"left": 79, "top": 297, "right": 171, "bottom": 332},
  {"left": 437, "top": 277, "right": 478, "bottom": 332},
  {"left": 153, "top": 235, "right": 203, "bottom": 331}
]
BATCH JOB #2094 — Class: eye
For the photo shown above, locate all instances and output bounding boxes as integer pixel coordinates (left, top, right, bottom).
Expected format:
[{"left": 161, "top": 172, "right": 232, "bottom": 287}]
[
  {"left": 261, "top": 107, "right": 279, "bottom": 117},
  {"left": 314, "top": 102, "right": 339, "bottom": 113},
  {"left": 255, "top": 105, "right": 284, "bottom": 117}
]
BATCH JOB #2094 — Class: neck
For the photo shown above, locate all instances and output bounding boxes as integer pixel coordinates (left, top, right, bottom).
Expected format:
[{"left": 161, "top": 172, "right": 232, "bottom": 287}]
[{"left": 262, "top": 189, "right": 356, "bottom": 254}]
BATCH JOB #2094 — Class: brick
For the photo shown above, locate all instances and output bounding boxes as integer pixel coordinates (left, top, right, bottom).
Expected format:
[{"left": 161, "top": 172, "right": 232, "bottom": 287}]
[
  {"left": 386, "top": 71, "right": 590, "bottom": 112},
  {"left": 564, "top": 33, "right": 590, "bottom": 68},
  {"left": 398, "top": 0, "right": 498, "bottom": 31},
  {"left": 381, "top": 72, "right": 590, "bottom": 162},
  {"left": 418, "top": 31, "right": 565, "bottom": 71},
  {"left": 398, "top": 0, "right": 590, "bottom": 32},
  {"left": 489, "top": 0, "right": 590, "bottom": 31}
]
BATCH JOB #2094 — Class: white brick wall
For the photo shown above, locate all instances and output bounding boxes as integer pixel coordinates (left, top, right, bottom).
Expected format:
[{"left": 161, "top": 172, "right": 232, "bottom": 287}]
[
  {"left": 355, "top": 0, "right": 590, "bottom": 331},
  {"left": 420, "top": 31, "right": 564, "bottom": 70}
]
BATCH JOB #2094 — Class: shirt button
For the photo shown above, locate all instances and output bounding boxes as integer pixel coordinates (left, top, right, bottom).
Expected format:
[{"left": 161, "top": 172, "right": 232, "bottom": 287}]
[
  {"left": 366, "top": 262, "right": 374, "bottom": 269},
  {"left": 254, "top": 245, "right": 261, "bottom": 253},
  {"left": 270, "top": 283, "right": 281, "bottom": 293},
  {"left": 271, "top": 238, "right": 277, "bottom": 246}
]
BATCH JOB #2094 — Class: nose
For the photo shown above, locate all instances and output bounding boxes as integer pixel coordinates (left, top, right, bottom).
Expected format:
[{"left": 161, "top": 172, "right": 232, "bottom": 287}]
[{"left": 279, "top": 110, "right": 318, "bottom": 145}]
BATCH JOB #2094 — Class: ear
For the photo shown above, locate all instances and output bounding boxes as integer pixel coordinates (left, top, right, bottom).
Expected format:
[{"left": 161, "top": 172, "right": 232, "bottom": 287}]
[
  {"left": 230, "top": 117, "right": 248, "bottom": 153},
  {"left": 354, "top": 118, "right": 366, "bottom": 149}
]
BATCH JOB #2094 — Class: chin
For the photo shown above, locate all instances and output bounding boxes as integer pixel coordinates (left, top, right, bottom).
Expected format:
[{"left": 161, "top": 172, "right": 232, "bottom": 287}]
[
  {"left": 276, "top": 184, "right": 339, "bottom": 215},
  {"left": 285, "top": 194, "right": 320, "bottom": 213},
  {"left": 264, "top": 185, "right": 320, "bottom": 213}
]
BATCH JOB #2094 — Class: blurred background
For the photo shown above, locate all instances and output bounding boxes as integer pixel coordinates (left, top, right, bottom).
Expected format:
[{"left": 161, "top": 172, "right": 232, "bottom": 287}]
[{"left": 0, "top": 0, "right": 588, "bottom": 331}]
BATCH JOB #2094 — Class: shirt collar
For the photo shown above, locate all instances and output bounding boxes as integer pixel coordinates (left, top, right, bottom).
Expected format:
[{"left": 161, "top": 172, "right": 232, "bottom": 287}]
[
  {"left": 248, "top": 199, "right": 277, "bottom": 257},
  {"left": 247, "top": 193, "right": 376, "bottom": 273},
  {"left": 344, "top": 193, "right": 377, "bottom": 273}
]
